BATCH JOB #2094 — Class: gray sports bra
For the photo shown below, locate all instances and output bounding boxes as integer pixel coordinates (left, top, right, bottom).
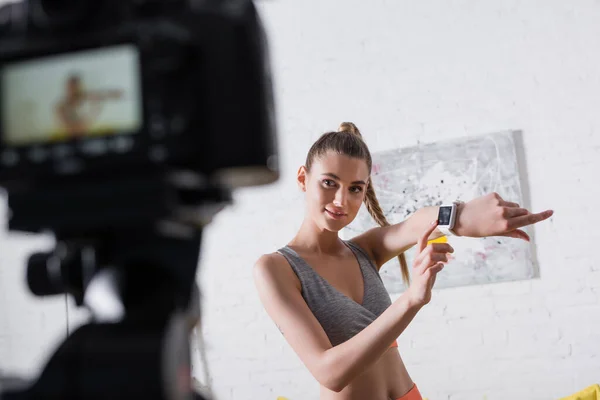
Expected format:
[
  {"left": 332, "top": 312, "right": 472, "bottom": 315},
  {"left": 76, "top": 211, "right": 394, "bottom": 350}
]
[{"left": 277, "top": 240, "right": 393, "bottom": 347}]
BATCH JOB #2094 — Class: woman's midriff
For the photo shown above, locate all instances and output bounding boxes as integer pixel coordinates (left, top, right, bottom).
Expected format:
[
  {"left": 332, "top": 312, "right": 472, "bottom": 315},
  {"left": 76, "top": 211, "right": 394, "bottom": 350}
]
[{"left": 319, "top": 347, "right": 414, "bottom": 400}]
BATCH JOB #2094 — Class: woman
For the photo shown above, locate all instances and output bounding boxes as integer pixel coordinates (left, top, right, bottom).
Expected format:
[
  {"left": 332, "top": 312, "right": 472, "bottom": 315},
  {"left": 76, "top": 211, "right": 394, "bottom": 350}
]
[
  {"left": 253, "top": 122, "right": 553, "bottom": 400},
  {"left": 55, "top": 73, "right": 123, "bottom": 138}
]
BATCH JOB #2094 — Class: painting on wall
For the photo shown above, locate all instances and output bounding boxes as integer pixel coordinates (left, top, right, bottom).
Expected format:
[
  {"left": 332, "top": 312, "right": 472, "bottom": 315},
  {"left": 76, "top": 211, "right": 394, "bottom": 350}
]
[{"left": 341, "top": 130, "right": 534, "bottom": 294}]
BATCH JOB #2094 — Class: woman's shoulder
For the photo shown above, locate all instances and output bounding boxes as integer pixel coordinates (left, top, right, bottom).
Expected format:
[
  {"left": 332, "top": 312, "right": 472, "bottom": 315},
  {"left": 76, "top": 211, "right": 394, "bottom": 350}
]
[
  {"left": 254, "top": 251, "right": 285, "bottom": 270},
  {"left": 253, "top": 251, "right": 301, "bottom": 292}
]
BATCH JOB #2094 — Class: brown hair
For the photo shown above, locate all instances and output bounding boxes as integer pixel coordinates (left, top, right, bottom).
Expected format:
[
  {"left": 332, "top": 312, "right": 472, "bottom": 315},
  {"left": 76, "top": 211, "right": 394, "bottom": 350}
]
[{"left": 305, "top": 122, "right": 410, "bottom": 285}]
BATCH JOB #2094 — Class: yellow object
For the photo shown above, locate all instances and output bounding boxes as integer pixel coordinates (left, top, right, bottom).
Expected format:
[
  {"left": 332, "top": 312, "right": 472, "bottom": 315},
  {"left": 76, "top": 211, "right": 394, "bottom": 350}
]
[
  {"left": 428, "top": 236, "right": 448, "bottom": 244},
  {"left": 276, "top": 397, "right": 289, "bottom": 400},
  {"left": 560, "top": 384, "right": 600, "bottom": 400}
]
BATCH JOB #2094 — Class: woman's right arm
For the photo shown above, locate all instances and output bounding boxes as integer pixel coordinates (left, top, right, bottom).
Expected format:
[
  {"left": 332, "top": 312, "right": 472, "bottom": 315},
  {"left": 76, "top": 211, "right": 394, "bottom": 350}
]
[
  {"left": 324, "top": 291, "right": 422, "bottom": 391},
  {"left": 254, "top": 223, "right": 450, "bottom": 393}
]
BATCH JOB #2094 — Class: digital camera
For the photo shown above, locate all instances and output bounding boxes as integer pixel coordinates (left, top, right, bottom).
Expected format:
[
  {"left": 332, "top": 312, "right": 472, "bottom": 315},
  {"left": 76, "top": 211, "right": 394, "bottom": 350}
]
[{"left": 0, "top": 0, "right": 279, "bottom": 234}]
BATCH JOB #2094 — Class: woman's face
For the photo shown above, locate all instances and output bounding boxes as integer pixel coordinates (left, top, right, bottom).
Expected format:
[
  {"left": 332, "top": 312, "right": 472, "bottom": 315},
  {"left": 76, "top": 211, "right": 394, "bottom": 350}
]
[{"left": 299, "top": 151, "right": 370, "bottom": 232}]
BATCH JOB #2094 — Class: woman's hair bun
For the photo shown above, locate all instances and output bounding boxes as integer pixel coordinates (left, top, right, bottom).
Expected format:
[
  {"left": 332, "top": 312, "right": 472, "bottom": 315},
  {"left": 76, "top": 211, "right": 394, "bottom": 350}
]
[{"left": 337, "top": 122, "right": 362, "bottom": 138}]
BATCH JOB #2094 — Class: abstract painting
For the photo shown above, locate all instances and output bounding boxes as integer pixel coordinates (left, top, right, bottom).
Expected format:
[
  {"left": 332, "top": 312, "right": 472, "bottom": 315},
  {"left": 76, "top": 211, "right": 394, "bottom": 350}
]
[{"left": 342, "top": 130, "right": 534, "bottom": 293}]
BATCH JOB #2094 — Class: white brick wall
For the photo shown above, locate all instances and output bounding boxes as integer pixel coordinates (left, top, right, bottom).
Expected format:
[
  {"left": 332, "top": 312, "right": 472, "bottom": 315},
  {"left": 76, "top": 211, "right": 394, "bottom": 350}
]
[
  {"left": 197, "top": 1, "right": 600, "bottom": 399},
  {"left": 2, "top": 0, "right": 600, "bottom": 399}
]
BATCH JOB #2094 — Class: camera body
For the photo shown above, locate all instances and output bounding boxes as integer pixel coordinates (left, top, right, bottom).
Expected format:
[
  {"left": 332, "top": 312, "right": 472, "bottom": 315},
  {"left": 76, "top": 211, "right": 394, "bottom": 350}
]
[
  {"left": 0, "top": 2, "right": 278, "bottom": 398},
  {"left": 0, "top": 0, "right": 278, "bottom": 234}
]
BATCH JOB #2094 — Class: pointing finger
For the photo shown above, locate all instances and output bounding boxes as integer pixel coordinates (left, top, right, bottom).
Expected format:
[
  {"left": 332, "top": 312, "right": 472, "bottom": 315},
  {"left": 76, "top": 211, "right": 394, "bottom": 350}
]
[
  {"left": 508, "top": 210, "right": 554, "bottom": 230},
  {"left": 418, "top": 220, "right": 439, "bottom": 254}
]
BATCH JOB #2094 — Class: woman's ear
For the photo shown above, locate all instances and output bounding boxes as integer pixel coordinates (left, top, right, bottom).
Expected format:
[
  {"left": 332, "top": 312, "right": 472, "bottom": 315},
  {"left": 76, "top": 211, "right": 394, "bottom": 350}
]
[{"left": 297, "top": 166, "right": 308, "bottom": 192}]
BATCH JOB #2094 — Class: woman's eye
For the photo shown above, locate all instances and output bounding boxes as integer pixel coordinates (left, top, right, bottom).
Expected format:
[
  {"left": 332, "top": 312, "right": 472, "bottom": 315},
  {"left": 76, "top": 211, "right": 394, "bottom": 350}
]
[
  {"left": 350, "top": 186, "right": 363, "bottom": 193},
  {"left": 323, "top": 179, "right": 335, "bottom": 187}
]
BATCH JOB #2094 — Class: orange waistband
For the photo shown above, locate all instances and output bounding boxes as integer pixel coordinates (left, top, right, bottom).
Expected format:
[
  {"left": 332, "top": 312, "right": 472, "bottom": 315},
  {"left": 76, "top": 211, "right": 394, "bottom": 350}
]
[{"left": 395, "top": 384, "right": 422, "bottom": 400}]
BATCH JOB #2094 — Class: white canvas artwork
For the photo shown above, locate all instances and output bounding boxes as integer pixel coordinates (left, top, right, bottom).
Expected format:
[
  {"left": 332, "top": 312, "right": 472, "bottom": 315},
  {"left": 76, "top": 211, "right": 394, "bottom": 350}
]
[{"left": 342, "top": 130, "right": 534, "bottom": 294}]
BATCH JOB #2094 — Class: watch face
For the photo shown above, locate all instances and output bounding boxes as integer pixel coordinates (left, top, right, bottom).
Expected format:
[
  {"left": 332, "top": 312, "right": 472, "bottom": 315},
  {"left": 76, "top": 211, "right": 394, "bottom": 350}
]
[{"left": 438, "top": 206, "right": 453, "bottom": 225}]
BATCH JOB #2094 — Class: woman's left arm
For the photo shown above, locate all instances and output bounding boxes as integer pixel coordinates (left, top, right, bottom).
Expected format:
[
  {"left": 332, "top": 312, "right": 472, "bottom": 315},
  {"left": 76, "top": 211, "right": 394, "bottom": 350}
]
[{"left": 361, "top": 192, "right": 554, "bottom": 267}]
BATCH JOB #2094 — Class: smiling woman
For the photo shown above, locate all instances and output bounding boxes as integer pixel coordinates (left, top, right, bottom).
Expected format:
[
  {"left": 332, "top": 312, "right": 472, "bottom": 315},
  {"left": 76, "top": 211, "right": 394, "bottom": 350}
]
[
  {"left": 252, "top": 122, "right": 552, "bottom": 400},
  {"left": 253, "top": 123, "right": 428, "bottom": 400}
]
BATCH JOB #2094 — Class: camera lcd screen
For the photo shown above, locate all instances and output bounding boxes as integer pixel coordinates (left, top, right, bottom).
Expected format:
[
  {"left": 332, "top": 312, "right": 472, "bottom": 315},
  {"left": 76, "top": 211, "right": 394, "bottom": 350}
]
[
  {"left": 1, "top": 44, "right": 142, "bottom": 146},
  {"left": 438, "top": 206, "right": 452, "bottom": 225}
]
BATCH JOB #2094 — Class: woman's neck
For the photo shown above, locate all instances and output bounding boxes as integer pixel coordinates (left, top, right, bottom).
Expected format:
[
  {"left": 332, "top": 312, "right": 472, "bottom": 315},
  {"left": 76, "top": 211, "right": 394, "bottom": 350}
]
[{"left": 289, "top": 217, "right": 344, "bottom": 256}]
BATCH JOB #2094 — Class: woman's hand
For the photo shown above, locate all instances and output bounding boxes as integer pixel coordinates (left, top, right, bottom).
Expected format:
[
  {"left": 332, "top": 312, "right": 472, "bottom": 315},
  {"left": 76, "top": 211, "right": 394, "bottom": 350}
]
[
  {"left": 453, "top": 193, "right": 554, "bottom": 241},
  {"left": 407, "top": 221, "right": 454, "bottom": 308}
]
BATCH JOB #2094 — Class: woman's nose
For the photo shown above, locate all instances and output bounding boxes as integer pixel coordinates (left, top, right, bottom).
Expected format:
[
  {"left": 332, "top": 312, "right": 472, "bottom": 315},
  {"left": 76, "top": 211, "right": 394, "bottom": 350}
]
[{"left": 333, "top": 189, "right": 346, "bottom": 207}]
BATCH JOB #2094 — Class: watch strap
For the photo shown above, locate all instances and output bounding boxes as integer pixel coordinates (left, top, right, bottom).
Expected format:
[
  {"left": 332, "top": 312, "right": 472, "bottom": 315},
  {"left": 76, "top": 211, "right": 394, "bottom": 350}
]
[{"left": 438, "top": 225, "right": 457, "bottom": 236}]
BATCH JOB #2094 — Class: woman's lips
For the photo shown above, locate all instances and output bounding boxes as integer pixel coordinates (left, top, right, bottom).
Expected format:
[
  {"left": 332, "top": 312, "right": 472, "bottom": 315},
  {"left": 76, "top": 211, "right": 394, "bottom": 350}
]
[{"left": 325, "top": 209, "right": 346, "bottom": 220}]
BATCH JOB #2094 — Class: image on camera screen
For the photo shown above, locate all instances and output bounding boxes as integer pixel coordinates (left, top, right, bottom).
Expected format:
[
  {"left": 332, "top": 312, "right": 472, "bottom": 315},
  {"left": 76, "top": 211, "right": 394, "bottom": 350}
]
[{"left": 1, "top": 44, "right": 142, "bottom": 146}]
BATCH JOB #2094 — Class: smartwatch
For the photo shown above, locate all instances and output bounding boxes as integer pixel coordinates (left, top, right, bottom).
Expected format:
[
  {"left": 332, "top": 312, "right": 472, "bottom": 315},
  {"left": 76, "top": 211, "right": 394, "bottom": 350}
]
[{"left": 437, "top": 201, "right": 463, "bottom": 236}]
